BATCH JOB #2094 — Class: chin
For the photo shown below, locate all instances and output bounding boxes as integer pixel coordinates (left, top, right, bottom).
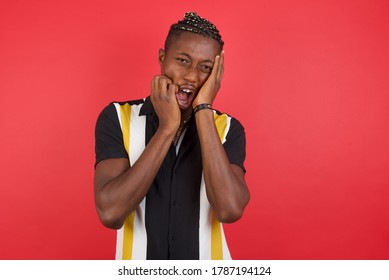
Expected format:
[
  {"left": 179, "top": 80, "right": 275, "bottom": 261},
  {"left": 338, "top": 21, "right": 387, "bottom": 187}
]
[
  {"left": 179, "top": 104, "right": 192, "bottom": 112},
  {"left": 177, "top": 101, "right": 193, "bottom": 113},
  {"left": 177, "top": 98, "right": 194, "bottom": 112}
]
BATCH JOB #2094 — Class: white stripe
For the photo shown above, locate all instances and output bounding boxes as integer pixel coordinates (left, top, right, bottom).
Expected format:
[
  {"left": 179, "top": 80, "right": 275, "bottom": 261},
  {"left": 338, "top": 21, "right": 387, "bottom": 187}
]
[
  {"left": 221, "top": 114, "right": 231, "bottom": 144},
  {"left": 221, "top": 225, "right": 232, "bottom": 259},
  {"left": 175, "top": 127, "right": 188, "bottom": 155},
  {"left": 198, "top": 113, "right": 233, "bottom": 260},
  {"left": 113, "top": 102, "right": 148, "bottom": 259},
  {"left": 113, "top": 103, "right": 124, "bottom": 260},
  {"left": 199, "top": 174, "right": 211, "bottom": 259},
  {"left": 128, "top": 104, "right": 146, "bottom": 166},
  {"left": 219, "top": 114, "right": 232, "bottom": 259},
  {"left": 198, "top": 174, "right": 232, "bottom": 260},
  {"left": 115, "top": 228, "right": 124, "bottom": 259},
  {"left": 129, "top": 103, "right": 147, "bottom": 260}
]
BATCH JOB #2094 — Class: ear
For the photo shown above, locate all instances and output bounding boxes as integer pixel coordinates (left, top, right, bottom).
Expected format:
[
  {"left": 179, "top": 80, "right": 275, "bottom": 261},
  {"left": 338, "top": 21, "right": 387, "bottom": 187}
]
[{"left": 158, "top": 48, "right": 165, "bottom": 65}]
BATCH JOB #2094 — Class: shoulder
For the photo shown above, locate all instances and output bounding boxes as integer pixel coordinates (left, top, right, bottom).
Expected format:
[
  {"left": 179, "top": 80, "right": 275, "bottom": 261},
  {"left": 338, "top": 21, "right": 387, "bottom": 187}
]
[
  {"left": 106, "top": 98, "right": 148, "bottom": 112},
  {"left": 212, "top": 108, "right": 247, "bottom": 171},
  {"left": 212, "top": 108, "right": 245, "bottom": 135},
  {"left": 94, "top": 98, "right": 148, "bottom": 167},
  {"left": 97, "top": 98, "right": 149, "bottom": 120},
  {"left": 114, "top": 98, "right": 147, "bottom": 107}
]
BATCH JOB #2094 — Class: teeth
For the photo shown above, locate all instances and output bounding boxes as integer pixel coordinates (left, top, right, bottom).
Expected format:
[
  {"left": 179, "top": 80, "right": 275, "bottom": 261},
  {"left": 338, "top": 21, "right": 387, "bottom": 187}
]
[{"left": 181, "top": 88, "right": 192, "bottom": 94}]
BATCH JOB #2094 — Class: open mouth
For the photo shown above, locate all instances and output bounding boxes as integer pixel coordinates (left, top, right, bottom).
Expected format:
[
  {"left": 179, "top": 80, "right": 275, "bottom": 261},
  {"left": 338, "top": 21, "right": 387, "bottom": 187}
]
[{"left": 176, "top": 87, "right": 195, "bottom": 108}]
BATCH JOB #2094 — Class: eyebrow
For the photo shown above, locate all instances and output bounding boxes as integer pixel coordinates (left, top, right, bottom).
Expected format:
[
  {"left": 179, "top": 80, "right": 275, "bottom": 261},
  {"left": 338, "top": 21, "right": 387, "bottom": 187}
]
[{"left": 177, "top": 52, "right": 214, "bottom": 64}]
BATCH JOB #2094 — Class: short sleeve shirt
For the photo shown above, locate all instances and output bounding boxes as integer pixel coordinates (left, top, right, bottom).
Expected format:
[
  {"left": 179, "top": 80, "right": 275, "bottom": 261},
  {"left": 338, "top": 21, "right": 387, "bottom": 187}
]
[{"left": 95, "top": 97, "right": 246, "bottom": 259}]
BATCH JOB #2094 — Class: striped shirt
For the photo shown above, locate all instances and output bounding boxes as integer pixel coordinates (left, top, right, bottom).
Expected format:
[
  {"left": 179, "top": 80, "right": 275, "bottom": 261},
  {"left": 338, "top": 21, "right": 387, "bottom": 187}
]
[{"left": 95, "top": 97, "right": 246, "bottom": 260}]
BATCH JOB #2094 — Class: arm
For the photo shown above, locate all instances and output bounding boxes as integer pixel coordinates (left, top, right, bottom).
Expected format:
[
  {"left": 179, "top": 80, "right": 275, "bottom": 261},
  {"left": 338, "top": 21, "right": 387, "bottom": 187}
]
[
  {"left": 193, "top": 52, "right": 250, "bottom": 223},
  {"left": 94, "top": 76, "right": 180, "bottom": 229}
]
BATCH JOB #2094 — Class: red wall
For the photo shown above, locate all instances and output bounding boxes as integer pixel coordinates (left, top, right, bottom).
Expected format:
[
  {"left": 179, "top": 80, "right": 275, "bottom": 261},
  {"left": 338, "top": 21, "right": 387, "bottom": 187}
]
[{"left": 1, "top": 0, "right": 388, "bottom": 259}]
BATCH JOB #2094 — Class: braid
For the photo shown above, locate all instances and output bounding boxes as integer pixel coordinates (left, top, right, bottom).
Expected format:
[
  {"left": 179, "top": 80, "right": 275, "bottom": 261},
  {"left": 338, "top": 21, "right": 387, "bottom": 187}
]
[{"left": 165, "top": 12, "right": 224, "bottom": 50}]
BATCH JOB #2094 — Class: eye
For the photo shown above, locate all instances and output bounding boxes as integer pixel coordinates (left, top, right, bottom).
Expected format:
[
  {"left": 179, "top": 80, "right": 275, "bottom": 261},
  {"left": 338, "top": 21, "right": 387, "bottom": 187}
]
[
  {"left": 176, "top": 57, "right": 189, "bottom": 64},
  {"left": 200, "top": 64, "right": 213, "bottom": 73}
]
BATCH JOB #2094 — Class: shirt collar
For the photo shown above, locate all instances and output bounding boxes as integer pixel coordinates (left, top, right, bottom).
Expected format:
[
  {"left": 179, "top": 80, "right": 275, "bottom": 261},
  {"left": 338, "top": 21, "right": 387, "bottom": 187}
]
[{"left": 139, "top": 96, "right": 155, "bottom": 116}]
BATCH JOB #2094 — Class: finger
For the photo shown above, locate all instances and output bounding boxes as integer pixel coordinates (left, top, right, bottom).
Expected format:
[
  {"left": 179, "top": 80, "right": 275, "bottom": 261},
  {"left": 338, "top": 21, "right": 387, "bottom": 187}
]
[
  {"left": 213, "top": 51, "right": 224, "bottom": 81},
  {"left": 151, "top": 75, "right": 160, "bottom": 97},
  {"left": 159, "top": 77, "right": 172, "bottom": 95},
  {"left": 168, "top": 83, "right": 178, "bottom": 96},
  {"left": 217, "top": 50, "right": 224, "bottom": 80},
  {"left": 210, "top": 52, "right": 224, "bottom": 82},
  {"left": 210, "top": 54, "right": 220, "bottom": 79}
]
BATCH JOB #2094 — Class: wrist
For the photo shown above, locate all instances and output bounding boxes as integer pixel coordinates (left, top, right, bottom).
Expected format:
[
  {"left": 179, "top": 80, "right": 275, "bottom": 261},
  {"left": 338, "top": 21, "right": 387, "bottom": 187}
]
[
  {"left": 192, "top": 98, "right": 212, "bottom": 108},
  {"left": 157, "top": 123, "right": 179, "bottom": 138},
  {"left": 193, "top": 103, "right": 212, "bottom": 114}
]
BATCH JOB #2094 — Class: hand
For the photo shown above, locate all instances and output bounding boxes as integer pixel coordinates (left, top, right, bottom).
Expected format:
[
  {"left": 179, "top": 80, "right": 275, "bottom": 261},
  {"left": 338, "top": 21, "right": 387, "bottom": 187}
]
[
  {"left": 150, "top": 75, "right": 181, "bottom": 133},
  {"left": 193, "top": 51, "right": 224, "bottom": 108}
]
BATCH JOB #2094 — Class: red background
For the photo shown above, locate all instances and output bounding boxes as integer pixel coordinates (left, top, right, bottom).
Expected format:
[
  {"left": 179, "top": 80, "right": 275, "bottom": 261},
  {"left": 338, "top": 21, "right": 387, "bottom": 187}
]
[{"left": 1, "top": 0, "right": 388, "bottom": 259}]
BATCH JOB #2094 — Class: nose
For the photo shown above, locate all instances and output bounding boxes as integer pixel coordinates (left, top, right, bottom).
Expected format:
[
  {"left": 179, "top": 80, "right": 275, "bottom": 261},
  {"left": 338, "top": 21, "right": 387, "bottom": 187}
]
[{"left": 183, "top": 65, "right": 198, "bottom": 83}]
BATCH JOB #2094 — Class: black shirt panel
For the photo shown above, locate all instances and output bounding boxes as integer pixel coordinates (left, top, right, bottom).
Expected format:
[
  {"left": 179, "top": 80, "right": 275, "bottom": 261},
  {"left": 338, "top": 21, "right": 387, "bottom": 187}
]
[
  {"left": 144, "top": 107, "right": 201, "bottom": 260},
  {"left": 224, "top": 118, "right": 247, "bottom": 172},
  {"left": 168, "top": 120, "right": 202, "bottom": 260},
  {"left": 95, "top": 103, "right": 128, "bottom": 167}
]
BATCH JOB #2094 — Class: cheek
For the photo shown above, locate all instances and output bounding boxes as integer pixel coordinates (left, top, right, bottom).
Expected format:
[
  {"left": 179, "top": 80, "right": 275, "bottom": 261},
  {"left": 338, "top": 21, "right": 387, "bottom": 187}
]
[
  {"left": 198, "top": 72, "right": 211, "bottom": 85},
  {"left": 162, "top": 63, "right": 179, "bottom": 80}
]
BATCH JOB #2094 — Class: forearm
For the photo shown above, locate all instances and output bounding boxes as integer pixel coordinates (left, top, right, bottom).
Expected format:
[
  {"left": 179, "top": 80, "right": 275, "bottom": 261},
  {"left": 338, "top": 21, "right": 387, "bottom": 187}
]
[
  {"left": 195, "top": 109, "right": 249, "bottom": 223},
  {"left": 95, "top": 128, "right": 175, "bottom": 229}
]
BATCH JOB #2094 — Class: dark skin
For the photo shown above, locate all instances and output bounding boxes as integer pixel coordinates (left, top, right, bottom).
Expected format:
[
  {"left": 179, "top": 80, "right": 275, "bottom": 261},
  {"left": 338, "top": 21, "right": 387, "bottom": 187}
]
[{"left": 94, "top": 32, "right": 250, "bottom": 229}]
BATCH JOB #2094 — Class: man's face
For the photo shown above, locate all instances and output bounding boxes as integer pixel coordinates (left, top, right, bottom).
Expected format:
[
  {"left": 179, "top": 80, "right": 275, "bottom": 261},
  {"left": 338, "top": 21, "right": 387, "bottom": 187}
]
[{"left": 159, "top": 32, "right": 221, "bottom": 112}]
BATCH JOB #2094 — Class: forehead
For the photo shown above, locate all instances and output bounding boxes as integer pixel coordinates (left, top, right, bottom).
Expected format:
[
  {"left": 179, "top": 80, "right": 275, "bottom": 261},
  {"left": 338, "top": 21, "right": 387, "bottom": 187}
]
[{"left": 167, "top": 32, "right": 221, "bottom": 62}]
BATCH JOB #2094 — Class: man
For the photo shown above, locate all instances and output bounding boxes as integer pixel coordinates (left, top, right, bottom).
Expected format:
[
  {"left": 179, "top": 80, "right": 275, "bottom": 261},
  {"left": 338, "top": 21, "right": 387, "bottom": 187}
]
[{"left": 94, "top": 12, "right": 249, "bottom": 260}]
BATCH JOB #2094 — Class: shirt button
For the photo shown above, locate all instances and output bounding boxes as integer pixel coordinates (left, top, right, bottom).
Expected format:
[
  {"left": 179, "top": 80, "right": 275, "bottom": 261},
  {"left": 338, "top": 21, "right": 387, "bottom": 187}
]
[{"left": 172, "top": 200, "right": 177, "bottom": 206}]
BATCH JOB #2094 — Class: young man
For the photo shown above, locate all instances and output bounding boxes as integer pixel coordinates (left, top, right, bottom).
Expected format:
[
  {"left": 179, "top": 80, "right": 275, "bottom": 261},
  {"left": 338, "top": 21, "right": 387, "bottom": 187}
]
[{"left": 94, "top": 12, "right": 249, "bottom": 260}]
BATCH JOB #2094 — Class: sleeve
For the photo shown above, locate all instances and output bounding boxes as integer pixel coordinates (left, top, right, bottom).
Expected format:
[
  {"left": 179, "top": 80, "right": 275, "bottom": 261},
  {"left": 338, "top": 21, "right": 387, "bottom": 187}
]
[
  {"left": 223, "top": 117, "right": 247, "bottom": 172},
  {"left": 94, "top": 103, "right": 128, "bottom": 167}
]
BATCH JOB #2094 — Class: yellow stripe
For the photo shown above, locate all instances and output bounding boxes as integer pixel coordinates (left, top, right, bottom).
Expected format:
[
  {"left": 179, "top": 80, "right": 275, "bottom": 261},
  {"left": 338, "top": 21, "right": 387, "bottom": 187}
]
[
  {"left": 214, "top": 112, "right": 227, "bottom": 143},
  {"left": 211, "top": 112, "right": 228, "bottom": 259},
  {"left": 120, "top": 103, "right": 131, "bottom": 155},
  {"left": 211, "top": 211, "right": 223, "bottom": 259},
  {"left": 119, "top": 103, "right": 134, "bottom": 260},
  {"left": 122, "top": 212, "right": 135, "bottom": 260}
]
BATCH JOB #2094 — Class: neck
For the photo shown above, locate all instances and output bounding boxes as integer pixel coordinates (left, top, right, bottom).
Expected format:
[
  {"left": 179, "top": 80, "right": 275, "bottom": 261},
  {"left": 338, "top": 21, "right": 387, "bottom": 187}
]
[
  {"left": 173, "top": 111, "right": 193, "bottom": 146},
  {"left": 180, "top": 108, "right": 193, "bottom": 123}
]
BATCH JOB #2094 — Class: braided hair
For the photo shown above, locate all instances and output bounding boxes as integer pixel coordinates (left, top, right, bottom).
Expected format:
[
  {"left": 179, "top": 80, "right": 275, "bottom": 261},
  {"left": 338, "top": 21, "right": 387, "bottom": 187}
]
[{"left": 164, "top": 12, "right": 224, "bottom": 50}]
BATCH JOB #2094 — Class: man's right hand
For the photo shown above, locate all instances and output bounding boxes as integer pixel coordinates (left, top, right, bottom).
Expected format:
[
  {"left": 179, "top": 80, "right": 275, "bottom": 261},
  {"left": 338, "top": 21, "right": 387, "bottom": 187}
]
[
  {"left": 95, "top": 79, "right": 182, "bottom": 228},
  {"left": 150, "top": 75, "right": 181, "bottom": 133}
]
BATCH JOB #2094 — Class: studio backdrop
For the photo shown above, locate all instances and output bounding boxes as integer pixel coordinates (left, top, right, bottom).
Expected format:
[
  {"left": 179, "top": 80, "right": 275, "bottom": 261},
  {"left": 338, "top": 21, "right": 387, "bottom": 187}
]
[{"left": 0, "top": 0, "right": 388, "bottom": 259}]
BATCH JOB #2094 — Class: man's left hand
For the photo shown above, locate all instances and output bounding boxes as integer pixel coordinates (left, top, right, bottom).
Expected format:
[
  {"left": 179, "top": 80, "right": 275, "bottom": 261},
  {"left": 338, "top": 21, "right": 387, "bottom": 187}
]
[{"left": 192, "top": 51, "right": 224, "bottom": 108}]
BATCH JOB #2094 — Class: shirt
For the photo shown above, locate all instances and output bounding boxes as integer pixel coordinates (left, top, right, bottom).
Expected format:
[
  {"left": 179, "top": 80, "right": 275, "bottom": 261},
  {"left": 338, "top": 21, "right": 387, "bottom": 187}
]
[{"left": 95, "top": 97, "right": 246, "bottom": 259}]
